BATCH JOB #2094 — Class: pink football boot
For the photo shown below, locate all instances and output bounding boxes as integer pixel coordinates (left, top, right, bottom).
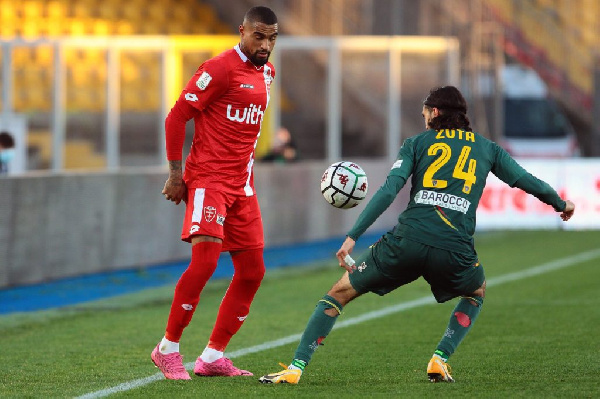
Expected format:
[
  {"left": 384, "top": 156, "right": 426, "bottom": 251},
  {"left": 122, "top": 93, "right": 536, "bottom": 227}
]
[
  {"left": 194, "top": 357, "right": 253, "bottom": 376},
  {"left": 151, "top": 344, "right": 191, "bottom": 380}
]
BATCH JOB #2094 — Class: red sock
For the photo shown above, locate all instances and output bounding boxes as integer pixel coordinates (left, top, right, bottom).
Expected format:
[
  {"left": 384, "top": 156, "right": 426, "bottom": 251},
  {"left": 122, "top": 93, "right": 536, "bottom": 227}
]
[
  {"left": 208, "top": 249, "right": 265, "bottom": 351},
  {"left": 165, "top": 241, "right": 221, "bottom": 342}
]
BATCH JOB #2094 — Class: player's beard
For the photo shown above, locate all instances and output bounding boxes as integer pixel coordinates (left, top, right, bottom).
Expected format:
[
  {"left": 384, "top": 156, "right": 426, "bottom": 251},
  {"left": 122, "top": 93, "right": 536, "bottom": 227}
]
[{"left": 249, "top": 51, "right": 270, "bottom": 66}]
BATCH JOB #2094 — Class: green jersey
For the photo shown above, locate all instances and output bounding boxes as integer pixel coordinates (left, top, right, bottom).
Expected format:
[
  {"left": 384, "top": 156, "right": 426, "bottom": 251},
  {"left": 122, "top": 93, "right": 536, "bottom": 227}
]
[{"left": 347, "top": 128, "right": 566, "bottom": 254}]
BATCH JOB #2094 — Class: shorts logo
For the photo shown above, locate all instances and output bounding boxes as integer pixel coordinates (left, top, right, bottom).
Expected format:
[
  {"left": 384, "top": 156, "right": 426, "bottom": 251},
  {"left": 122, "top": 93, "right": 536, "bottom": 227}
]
[
  {"left": 216, "top": 214, "right": 225, "bottom": 226},
  {"left": 190, "top": 224, "right": 200, "bottom": 234},
  {"left": 196, "top": 71, "right": 212, "bottom": 90},
  {"left": 204, "top": 206, "right": 216, "bottom": 223},
  {"left": 357, "top": 262, "right": 367, "bottom": 272}
]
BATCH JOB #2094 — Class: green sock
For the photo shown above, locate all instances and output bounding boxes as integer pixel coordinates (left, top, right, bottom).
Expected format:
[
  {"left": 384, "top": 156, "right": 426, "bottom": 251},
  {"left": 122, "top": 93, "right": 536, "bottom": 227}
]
[
  {"left": 293, "top": 294, "right": 343, "bottom": 366},
  {"left": 435, "top": 296, "right": 483, "bottom": 360}
]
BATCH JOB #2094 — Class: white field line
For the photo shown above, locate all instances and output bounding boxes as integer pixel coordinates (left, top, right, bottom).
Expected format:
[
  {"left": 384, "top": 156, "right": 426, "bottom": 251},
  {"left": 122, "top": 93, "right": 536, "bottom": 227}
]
[{"left": 76, "top": 248, "right": 600, "bottom": 399}]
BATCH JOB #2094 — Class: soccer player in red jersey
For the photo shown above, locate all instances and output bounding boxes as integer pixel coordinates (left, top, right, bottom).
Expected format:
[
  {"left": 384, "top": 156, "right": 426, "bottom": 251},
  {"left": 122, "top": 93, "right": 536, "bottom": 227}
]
[{"left": 151, "top": 6, "right": 278, "bottom": 380}]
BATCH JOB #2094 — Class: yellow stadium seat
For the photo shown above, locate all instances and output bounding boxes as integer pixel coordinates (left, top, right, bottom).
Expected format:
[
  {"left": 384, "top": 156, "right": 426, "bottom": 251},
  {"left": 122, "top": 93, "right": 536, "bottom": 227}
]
[
  {"left": 67, "top": 18, "right": 89, "bottom": 35},
  {"left": 65, "top": 140, "right": 106, "bottom": 169},
  {"left": 121, "top": 3, "right": 142, "bottom": 23},
  {"left": 114, "top": 20, "right": 135, "bottom": 35},
  {"left": 34, "top": 46, "right": 54, "bottom": 66},
  {"left": 93, "top": 19, "right": 110, "bottom": 35},
  {"left": 21, "top": 20, "right": 41, "bottom": 39},
  {"left": 22, "top": 0, "right": 42, "bottom": 19},
  {"left": 147, "top": 3, "right": 166, "bottom": 23},
  {"left": 27, "top": 131, "right": 53, "bottom": 166},
  {"left": 12, "top": 47, "right": 34, "bottom": 65},
  {"left": 120, "top": 55, "right": 140, "bottom": 82},
  {"left": 45, "top": 0, "right": 65, "bottom": 19},
  {"left": 0, "top": 1, "right": 17, "bottom": 20},
  {"left": 72, "top": 2, "right": 92, "bottom": 19},
  {"left": 0, "top": 23, "right": 16, "bottom": 38},
  {"left": 45, "top": 18, "right": 64, "bottom": 36},
  {"left": 6, "top": 0, "right": 231, "bottom": 112}
]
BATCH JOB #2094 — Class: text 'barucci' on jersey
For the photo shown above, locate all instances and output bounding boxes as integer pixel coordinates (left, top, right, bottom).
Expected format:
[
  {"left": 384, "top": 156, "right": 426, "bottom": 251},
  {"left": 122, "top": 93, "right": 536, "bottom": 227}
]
[
  {"left": 435, "top": 129, "right": 475, "bottom": 142},
  {"left": 414, "top": 189, "right": 471, "bottom": 214}
]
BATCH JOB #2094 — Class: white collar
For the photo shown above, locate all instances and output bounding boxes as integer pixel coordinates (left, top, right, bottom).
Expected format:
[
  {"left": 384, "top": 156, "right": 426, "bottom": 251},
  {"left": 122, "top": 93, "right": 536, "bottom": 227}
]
[{"left": 234, "top": 44, "right": 248, "bottom": 62}]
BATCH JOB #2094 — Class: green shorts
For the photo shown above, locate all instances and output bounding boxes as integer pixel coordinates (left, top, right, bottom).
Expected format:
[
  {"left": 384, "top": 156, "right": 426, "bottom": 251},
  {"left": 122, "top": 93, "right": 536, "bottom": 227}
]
[{"left": 348, "top": 233, "right": 485, "bottom": 303}]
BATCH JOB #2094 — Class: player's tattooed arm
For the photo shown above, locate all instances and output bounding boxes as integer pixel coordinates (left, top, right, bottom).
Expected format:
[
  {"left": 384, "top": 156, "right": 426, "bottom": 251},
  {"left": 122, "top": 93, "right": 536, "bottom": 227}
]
[
  {"left": 167, "top": 160, "right": 183, "bottom": 178},
  {"left": 162, "top": 160, "right": 186, "bottom": 205}
]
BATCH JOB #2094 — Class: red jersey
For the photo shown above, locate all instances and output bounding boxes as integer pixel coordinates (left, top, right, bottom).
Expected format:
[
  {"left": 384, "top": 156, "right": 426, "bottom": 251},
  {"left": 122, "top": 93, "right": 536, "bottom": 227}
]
[{"left": 165, "top": 44, "right": 275, "bottom": 196}]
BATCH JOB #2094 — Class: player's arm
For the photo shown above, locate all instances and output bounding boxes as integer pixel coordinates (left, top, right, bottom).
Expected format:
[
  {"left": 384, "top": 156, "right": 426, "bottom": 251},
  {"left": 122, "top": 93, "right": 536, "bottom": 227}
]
[
  {"left": 337, "top": 141, "right": 414, "bottom": 270},
  {"left": 513, "top": 174, "right": 575, "bottom": 220},
  {"left": 162, "top": 97, "right": 198, "bottom": 204},
  {"left": 346, "top": 173, "right": 408, "bottom": 240},
  {"left": 492, "top": 144, "right": 575, "bottom": 221},
  {"left": 162, "top": 63, "right": 228, "bottom": 204}
]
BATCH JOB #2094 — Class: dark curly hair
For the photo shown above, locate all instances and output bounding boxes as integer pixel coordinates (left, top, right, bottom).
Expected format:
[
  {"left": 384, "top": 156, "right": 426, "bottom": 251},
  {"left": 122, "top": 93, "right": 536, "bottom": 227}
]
[{"left": 423, "top": 86, "right": 472, "bottom": 131}]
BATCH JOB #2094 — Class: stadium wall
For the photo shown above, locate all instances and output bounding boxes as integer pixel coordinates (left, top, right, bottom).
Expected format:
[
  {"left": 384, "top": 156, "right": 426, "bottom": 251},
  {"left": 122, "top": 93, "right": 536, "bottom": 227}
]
[
  {"left": 2, "top": 158, "right": 598, "bottom": 289},
  {"left": 0, "top": 160, "right": 409, "bottom": 288}
]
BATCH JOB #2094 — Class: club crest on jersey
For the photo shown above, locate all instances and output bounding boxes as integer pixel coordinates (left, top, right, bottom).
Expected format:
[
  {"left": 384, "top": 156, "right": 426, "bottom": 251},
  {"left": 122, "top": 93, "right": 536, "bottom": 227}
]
[
  {"left": 196, "top": 71, "right": 212, "bottom": 90},
  {"left": 263, "top": 67, "right": 273, "bottom": 91},
  {"left": 204, "top": 206, "right": 216, "bottom": 222},
  {"left": 226, "top": 103, "right": 264, "bottom": 125}
]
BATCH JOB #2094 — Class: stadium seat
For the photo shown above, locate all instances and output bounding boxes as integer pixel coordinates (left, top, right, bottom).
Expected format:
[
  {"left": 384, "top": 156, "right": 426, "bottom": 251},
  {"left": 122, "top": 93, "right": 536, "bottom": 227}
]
[
  {"left": 64, "top": 140, "right": 106, "bottom": 169},
  {"left": 4, "top": 0, "right": 234, "bottom": 168}
]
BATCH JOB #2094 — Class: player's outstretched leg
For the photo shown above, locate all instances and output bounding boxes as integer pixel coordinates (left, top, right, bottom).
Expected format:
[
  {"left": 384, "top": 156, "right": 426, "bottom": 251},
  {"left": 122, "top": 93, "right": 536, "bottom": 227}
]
[
  {"left": 259, "top": 294, "right": 343, "bottom": 384},
  {"left": 427, "top": 295, "right": 484, "bottom": 382}
]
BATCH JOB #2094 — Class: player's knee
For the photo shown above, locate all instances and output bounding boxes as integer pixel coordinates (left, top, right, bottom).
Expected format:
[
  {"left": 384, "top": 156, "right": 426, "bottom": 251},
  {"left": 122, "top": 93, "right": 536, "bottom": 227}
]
[
  {"left": 319, "top": 294, "right": 344, "bottom": 317},
  {"left": 463, "top": 294, "right": 484, "bottom": 308},
  {"left": 327, "top": 283, "right": 358, "bottom": 307},
  {"left": 231, "top": 249, "right": 265, "bottom": 282},
  {"left": 470, "top": 281, "right": 486, "bottom": 299},
  {"left": 324, "top": 307, "right": 339, "bottom": 317}
]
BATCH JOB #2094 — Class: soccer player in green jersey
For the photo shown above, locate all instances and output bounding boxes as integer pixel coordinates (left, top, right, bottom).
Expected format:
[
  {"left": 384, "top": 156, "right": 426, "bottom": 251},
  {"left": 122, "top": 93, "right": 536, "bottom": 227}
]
[{"left": 259, "top": 86, "right": 575, "bottom": 384}]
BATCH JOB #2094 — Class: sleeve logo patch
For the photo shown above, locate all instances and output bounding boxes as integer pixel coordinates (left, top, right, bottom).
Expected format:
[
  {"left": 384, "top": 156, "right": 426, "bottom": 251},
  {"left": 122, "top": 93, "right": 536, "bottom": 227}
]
[
  {"left": 185, "top": 93, "right": 198, "bottom": 102},
  {"left": 391, "top": 160, "right": 403, "bottom": 169},
  {"left": 196, "top": 71, "right": 212, "bottom": 90}
]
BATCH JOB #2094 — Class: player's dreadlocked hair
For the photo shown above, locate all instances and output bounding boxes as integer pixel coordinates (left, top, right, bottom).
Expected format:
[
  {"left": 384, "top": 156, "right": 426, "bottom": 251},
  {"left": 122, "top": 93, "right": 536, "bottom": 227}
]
[
  {"left": 423, "top": 86, "right": 472, "bottom": 131},
  {"left": 244, "top": 6, "right": 278, "bottom": 25}
]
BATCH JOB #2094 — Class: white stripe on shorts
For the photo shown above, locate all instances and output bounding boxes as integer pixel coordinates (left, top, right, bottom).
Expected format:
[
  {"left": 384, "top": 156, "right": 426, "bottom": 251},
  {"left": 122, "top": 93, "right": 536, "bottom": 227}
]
[{"left": 191, "top": 188, "right": 206, "bottom": 225}]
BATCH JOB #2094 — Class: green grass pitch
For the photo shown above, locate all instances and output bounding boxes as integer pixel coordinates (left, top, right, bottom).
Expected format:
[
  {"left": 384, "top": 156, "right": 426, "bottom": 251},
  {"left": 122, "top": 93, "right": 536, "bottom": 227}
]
[{"left": 1, "top": 230, "right": 599, "bottom": 398}]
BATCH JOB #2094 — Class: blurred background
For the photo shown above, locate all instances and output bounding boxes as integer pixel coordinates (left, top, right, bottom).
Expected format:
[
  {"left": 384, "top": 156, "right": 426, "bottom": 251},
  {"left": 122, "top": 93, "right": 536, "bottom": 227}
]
[{"left": 0, "top": 0, "right": 599, "bottom": 290}]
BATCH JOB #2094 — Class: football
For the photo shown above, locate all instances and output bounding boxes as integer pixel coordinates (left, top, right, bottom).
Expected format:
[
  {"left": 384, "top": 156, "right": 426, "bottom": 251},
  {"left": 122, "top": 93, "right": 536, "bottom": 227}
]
[{"left": 320, "top": 161, "right": 368, "bottom": 209}]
